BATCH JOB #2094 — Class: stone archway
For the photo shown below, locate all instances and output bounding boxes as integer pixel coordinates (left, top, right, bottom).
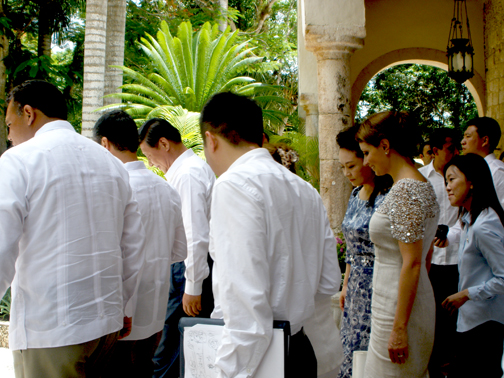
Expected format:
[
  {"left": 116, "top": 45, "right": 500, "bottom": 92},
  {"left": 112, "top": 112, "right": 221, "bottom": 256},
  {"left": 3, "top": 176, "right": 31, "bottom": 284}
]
[{"left": 350, "top": 47, "right": 486, "bottom": 120}]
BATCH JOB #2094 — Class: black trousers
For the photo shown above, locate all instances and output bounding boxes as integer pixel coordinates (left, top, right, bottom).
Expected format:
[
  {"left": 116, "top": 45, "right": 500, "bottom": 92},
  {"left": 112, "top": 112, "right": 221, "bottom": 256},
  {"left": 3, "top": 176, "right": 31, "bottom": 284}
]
[
  {"left": 287, "top": 328, "right": 317, "bottom": 378},
  {"left": 428, "top": 264, "right": 459, "bottom": 378},
  {"left": 451, "top": 321, "right": 504, "bottom": 378}
]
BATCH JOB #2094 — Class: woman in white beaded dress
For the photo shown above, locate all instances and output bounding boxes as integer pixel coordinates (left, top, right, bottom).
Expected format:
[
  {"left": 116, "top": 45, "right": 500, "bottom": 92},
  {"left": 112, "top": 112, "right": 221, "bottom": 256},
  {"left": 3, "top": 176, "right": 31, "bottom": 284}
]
[{"left": 356, "top": 111, "right": 439, "bottom": 378}]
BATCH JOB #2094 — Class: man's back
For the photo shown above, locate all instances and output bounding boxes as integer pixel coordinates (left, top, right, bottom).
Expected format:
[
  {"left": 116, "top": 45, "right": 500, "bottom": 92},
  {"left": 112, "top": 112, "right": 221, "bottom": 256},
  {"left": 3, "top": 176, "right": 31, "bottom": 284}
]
[
  {"left": 0, "top": 121, "right": 145, "bottom": 350},
  {"left": 122, "top": 161, "right": 187, "bottom": 340},
  {"left": 210, "top": 148, "right": 340, "bottom": 378}
]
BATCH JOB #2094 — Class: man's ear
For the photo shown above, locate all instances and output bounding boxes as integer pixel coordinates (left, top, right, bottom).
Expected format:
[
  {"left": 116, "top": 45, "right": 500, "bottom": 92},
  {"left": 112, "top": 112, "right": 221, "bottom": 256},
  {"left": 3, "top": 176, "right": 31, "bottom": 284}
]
[
  {"left": 101, "top": 136, "right": 111, "bottom": 151},
  {"left": 158, "top": 137, "right": 170, "bottom": 152},
  {"left": 205, "top": 131, "right": 218, "bottom": 152},
  {"left": 23, "top": 105, "right": 35, "bottom": 126},
  {"left": 432, "top": 146, "right": 440, "bottom": 156},
  {"left": 481, "top": 135, "right": 490, "bottom": 149}
]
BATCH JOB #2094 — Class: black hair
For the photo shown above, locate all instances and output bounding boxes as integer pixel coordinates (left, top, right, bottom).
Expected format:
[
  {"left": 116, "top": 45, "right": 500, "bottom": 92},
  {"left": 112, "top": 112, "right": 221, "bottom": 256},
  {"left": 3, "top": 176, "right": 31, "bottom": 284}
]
[
  {"left": 336, "top": 124, "right": 363, "bottom": 159},
  {"left": 444, "top": 153, "right": 504, "bottom": 227},
  {"left": 419, "top": 140, "right": 431, "bottom": 154},
  {"left": 356, "top": 111, "right": 422, "bottom": 160},
  {"left": 200, "top": 92, "right": 263, "bottom": 147},
  {"left": 7, "top": 80, "right": 67, "bottom": 120},
  {"left": 93, "top": 110, "right": 139, "bottom": 152},
  {"left": 337, "top": 124, "right": 393, "bottom": 207},
  {"left": 429, "top": 128, "right": 460, "bottom": 151},
  {"left": 465, "top": 117, "right": 502, "bottom": 153},
  {"left": 138, "top": 118, "right": 182, "bottom": 147}
]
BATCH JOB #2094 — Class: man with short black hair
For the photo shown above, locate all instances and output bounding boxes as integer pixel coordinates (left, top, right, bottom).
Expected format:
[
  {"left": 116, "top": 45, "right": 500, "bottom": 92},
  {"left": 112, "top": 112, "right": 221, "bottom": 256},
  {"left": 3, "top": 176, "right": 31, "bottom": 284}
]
[
  {"left": 0, "top": 80, "right": 145, "bottom": 377},
  {"left": 200, "top": 92, "right": 340, "bottom": 378},
  {"left": 419, "top": 140, "right": 433, "bottom": 165},
  {"left": 93, "top": 110, "right": 187, "bottom": 377},
  {"left": 419, "top": 128, "right": 460, "bottom": 378},
  {"left": 139, "top": 118, "right": 215, "bottom": 378}
]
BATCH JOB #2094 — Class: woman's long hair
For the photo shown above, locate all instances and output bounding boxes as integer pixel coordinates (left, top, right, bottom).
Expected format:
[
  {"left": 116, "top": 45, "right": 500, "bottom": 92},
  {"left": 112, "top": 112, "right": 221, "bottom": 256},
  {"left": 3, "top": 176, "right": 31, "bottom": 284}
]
[
  {"left": 444, "top": 153, "right": 504, "bottom": 227},
  {"left": 337, "top": 124, "right": 392, "bottom": 207}
]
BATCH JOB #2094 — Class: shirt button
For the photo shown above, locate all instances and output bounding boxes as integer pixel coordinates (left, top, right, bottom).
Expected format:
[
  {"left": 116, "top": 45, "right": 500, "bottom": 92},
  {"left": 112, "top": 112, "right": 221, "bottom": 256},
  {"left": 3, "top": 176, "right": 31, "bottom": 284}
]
[{"left": 62, "top": 322, "right": 66, "bottom": 326}]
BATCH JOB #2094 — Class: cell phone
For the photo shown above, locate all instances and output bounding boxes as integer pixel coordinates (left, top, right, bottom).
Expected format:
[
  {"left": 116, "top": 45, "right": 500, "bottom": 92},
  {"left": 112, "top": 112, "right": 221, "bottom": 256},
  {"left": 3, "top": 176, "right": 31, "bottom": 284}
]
[{"left": 435, "top": 224, "right": 449, "bottom": 240}]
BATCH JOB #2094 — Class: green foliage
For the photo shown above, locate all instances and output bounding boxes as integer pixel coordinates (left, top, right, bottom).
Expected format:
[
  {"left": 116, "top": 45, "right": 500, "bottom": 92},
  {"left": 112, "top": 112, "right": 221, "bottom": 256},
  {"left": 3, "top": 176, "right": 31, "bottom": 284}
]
[
  {"left": 269, "top": 131, "right": 320, "bottom": 191},
  {"left": 356, "top": 64, "right": 478, "bottom": 137},
  {"left": 100, "top": 20, "right": 289, "bottom": 130},
  {"left": 0, "top": 288, "right": 10, "bottom": 321}
]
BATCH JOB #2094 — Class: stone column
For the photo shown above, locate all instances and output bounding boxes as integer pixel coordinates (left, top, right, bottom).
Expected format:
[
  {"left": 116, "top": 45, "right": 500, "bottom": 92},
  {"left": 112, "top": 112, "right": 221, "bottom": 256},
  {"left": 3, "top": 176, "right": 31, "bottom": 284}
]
[
  {"left": 484, "top": 0, "right": 504, "bottom": 151},
  {"left": 299, "top": 93, "right": 319, "bottom": 137},
  {"left": 305, "top": 26, "right": 365, "bottom": 232}
]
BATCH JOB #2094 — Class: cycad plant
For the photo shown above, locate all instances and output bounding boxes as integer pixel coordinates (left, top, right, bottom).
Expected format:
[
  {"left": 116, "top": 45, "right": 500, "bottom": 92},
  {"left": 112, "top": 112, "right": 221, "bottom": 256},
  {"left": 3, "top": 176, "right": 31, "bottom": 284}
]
[{"left": 98, "top": 20, "right": 290, "bottom": 127}]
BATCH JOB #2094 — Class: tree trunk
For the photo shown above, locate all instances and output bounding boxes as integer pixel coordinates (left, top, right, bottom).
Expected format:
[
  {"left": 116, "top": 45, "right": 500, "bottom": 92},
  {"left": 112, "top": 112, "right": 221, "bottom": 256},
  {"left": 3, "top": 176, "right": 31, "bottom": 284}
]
[
  {"left": 103, "top": 0, "right": 126, "bottom": 106},
  {"left": 0, "top": 1, "right": 8, "bottom": 155},
  {"left": 81, "top": 0, "right": 108, "bottom": 138},
  {"left": 217, "top": 0, "right": 228, "bottom": 32},
  {"left": 37, "top": 2, "right": 52, "bottom": 59}
]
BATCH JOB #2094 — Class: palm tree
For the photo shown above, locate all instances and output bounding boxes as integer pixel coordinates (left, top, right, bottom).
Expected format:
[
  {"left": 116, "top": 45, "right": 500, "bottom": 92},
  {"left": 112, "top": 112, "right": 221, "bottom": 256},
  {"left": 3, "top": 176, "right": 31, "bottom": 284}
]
[{"left": 98, "top": 20, "right": 291, "bottom": 127}]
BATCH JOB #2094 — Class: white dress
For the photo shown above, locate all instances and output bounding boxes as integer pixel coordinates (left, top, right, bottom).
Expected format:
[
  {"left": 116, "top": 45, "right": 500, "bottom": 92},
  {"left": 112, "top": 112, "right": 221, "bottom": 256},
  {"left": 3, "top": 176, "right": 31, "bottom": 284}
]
[{"left": 363, "top": 179, "right": 439, "bottom": 378}]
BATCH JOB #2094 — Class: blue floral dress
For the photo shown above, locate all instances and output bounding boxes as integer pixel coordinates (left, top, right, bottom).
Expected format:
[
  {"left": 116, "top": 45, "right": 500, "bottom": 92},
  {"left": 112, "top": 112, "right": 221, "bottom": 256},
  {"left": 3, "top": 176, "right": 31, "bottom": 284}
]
[{"left": 338, "top": 186, "right": 386, "bottom": 378}]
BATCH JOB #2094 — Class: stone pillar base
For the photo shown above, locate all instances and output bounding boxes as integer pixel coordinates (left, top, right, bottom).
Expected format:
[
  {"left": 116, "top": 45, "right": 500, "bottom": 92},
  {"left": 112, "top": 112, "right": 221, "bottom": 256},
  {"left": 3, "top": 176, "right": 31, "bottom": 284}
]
[{"left": 0, "top": 321, "right": 8, "bottom": 348}]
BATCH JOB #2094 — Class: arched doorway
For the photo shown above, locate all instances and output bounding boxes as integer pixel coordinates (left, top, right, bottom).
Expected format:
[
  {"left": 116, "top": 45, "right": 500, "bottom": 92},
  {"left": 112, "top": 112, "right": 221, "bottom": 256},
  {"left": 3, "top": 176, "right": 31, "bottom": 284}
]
[{"left": 351, "top": 48, "right": 485, "bottom": 120}]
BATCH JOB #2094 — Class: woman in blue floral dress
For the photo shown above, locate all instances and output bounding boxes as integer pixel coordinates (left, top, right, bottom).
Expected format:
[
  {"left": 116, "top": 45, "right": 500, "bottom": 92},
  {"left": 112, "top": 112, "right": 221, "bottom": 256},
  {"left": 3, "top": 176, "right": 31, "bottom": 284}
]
[{"left": 336, "top": 125, "right": 392, "bottom": 378}]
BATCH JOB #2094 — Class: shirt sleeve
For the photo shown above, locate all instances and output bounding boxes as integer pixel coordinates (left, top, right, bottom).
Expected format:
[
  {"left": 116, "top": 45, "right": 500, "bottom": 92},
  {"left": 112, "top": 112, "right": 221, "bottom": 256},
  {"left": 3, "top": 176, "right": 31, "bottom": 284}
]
[
  {"left": 468, "top": 216, "right": 504, "bottom": 301},
  {"left": 491, "top": 166, "right": 504, "bottom": 209},
  {"left": 212, "top": 181, "right": 273, "bottom": 378},
  {"left": 178, "top": 172, "right": 210, "bottom": 296},
  {"left": 120, "top": 188, "right": 147, "bottom": 317},
  {"left": 171, "top": 195, "right": 188, "bottom": 264},
  {"left": 317, "top": 206, "right": 341, "bottom": 296},
  {"left": 0, "top": 154, "right": 28, "bottom": 297}
]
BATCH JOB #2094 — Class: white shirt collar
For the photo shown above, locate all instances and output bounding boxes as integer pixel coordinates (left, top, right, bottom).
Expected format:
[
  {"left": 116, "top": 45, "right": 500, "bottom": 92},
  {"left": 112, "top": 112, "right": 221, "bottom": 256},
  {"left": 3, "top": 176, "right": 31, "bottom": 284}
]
[
  {"left": 34, "top": 120, "right": 75, "bottom": 137},
  {"left": 485, "top": 153, "right": 497, "bottom": 163},
  {"left": 226, "top": 148, "right": 272, "bottom": 172},
  {"left": 124, "top": 160, "right": 147, "bottom": 172},
  {"left": 167, "top": 148, "right": 195, "bottom": 175}
]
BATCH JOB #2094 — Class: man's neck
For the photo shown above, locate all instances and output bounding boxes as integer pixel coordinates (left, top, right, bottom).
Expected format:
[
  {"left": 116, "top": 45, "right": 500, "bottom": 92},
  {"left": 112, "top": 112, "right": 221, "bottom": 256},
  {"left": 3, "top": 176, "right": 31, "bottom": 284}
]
[
  {"left": 433, "top": 157, "right": 443, "bottom": 175},
  {"left": 115, "top": 151, "right": 138, "bottom": 164},
  {"left": 171, "top": 142, "right": 189, "bottom": 162}
]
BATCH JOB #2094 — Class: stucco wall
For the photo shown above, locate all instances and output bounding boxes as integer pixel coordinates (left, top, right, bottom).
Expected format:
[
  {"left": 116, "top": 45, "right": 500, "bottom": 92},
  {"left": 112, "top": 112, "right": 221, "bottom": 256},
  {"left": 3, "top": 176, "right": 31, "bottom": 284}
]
[{"left": 484, "top": 0, "right": 504, "bottom": 152}]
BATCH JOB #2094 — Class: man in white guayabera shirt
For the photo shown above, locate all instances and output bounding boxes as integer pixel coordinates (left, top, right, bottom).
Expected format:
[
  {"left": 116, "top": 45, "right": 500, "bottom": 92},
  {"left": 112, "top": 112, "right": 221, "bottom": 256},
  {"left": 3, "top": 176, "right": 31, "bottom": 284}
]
[
  {"left": 200, "top": 92, "right": 341, "bottom": 378},
  {"left": 139, "top": 118, "right": 215, "bottom": 378},
  {"left": 93, "top": 110, "right": 188, "bottom": 377},
  {"left": 0, "top": 80, "right": 146, "bottom": 378}
]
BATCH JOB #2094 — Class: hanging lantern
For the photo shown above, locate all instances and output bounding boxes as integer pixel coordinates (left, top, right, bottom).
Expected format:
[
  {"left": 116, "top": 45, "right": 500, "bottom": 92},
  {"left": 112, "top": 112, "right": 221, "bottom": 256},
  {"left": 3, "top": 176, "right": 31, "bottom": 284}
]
[{"left": 447, "top": 0, "right": 474, "bottom": 84}]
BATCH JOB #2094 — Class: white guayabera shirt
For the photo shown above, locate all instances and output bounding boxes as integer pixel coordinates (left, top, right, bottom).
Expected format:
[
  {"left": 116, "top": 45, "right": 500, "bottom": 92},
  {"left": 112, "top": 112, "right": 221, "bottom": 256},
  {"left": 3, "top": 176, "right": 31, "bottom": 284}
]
[
  {"left": 165, "top": 149, "right": 215, "bottom": 296},
  {"left": 0, "top": 121, "right": 146, "bottom": 350},
  {"left": 209, "top": 148, "right": 341, "bottom": 378},
  {"left": 121, "top": 161, "right": 187, "bottom": 341}
]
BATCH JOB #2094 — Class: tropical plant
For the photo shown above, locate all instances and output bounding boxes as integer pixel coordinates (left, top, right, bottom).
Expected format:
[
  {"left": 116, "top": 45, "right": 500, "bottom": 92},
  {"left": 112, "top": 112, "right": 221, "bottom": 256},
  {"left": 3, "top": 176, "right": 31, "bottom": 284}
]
[
  {"left": 0, "top": 288, "right": 10, "bottom": 321},
  {"left": 269, "top": 131, "right": 319, "bottom": 191},
  {"left": 98, "top": 20, "right": 290, "bottom": 128}
]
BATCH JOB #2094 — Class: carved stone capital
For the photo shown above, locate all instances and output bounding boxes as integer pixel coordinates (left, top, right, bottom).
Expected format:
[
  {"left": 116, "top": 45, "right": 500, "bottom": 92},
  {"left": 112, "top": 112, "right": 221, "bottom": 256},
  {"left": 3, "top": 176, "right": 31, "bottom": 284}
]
[{"left": 305, "top": 25, "right": 365, "bottom": 60}]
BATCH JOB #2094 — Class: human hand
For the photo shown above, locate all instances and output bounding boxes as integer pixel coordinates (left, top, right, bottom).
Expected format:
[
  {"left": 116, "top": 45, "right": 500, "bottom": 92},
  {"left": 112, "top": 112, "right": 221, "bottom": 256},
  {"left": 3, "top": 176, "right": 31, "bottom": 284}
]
[
  {"left": 442, "top": 290, "right": 469, "bottom": 316},
  {"left": 183, "top": 293, "right": 202, "bottom": 317},
  {"left": 339, "top": 286, "right": 347, "bottom": 311},
  {"left": 118, "top": 316, "right": 132, "bottom": 340},
  {"left": 388, "top": 327, "right": 408, "bottom": 364},
  {"left": 434, "top": 237, "right": 449, "bottom": 248}
]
